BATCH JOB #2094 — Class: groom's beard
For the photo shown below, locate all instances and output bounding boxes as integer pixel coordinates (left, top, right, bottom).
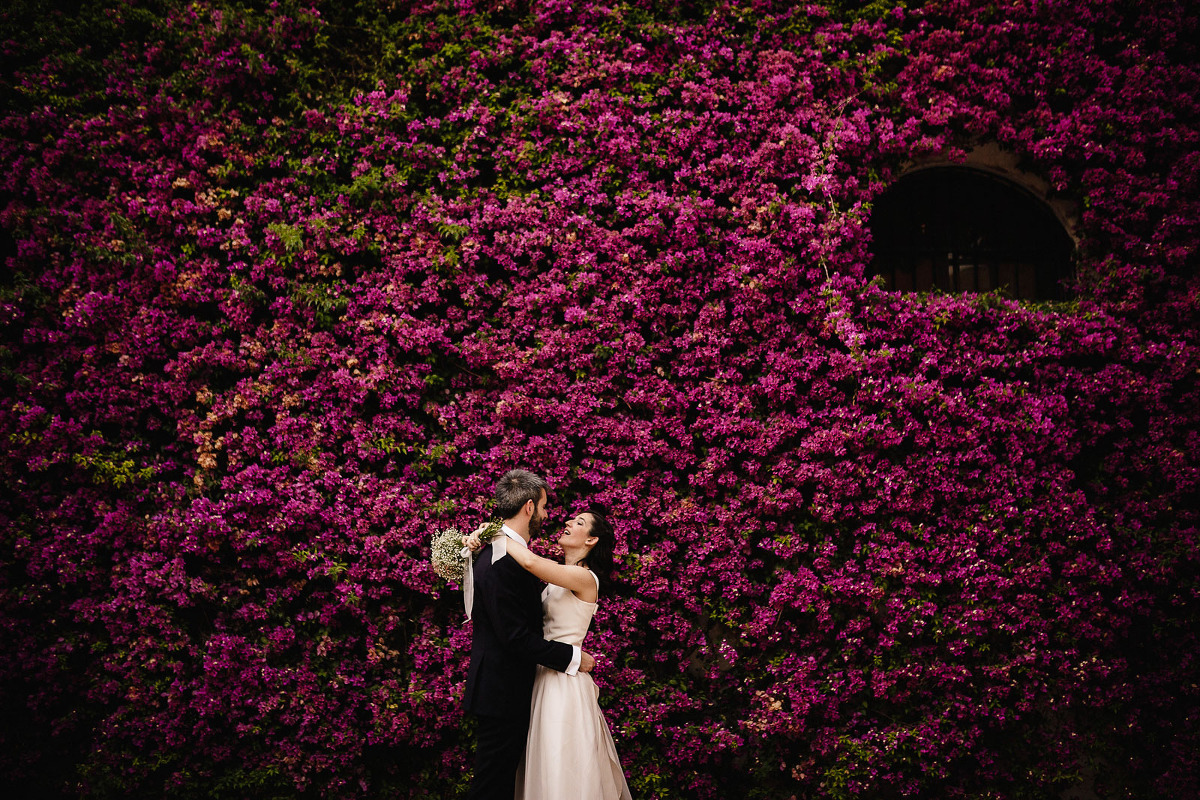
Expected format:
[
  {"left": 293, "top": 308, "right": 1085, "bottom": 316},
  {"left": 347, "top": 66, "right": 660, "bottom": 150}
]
[{"left": 528, "top": 513, "right": 544, "bottom": 540}]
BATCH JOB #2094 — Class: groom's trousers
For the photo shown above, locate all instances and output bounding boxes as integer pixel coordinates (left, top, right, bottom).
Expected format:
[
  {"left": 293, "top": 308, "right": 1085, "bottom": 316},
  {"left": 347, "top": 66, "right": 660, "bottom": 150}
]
[{"left": 466, "top": 710, "right": 530, "bottom": 800}]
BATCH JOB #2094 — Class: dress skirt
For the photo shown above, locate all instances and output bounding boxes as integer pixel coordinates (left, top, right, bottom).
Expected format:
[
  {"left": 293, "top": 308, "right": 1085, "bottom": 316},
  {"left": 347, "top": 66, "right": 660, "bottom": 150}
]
[{"left": 516, "top": 664, "right": 632, "bottom": 800}]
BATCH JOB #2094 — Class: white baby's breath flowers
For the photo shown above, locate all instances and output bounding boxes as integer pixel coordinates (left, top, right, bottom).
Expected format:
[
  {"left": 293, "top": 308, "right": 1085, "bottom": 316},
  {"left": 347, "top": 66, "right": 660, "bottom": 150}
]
[
  {"left": 430, "top": 526, "right": 468, "bottom": 583},
  {"left": 429, "top": 521, "right": 501, "bottom": 583}
]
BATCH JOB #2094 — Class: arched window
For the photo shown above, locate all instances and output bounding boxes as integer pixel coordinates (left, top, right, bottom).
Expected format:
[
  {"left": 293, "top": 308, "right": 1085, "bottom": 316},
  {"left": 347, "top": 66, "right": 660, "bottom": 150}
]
[{"left": 869, "top": 167, "right": 1075, "bottom": 301}]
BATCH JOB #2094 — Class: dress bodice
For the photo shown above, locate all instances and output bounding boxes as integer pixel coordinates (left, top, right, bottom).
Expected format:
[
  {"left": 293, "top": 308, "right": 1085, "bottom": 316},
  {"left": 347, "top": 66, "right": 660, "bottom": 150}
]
[{"left": 540, "top": 574, "right": 599, "bottom": 647}]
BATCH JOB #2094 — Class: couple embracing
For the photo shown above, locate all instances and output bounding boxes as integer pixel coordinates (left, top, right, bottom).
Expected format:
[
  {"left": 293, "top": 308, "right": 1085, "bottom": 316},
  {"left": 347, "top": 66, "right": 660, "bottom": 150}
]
[{"left": 462, "top": 469, "right": 632, "bottom": 800}]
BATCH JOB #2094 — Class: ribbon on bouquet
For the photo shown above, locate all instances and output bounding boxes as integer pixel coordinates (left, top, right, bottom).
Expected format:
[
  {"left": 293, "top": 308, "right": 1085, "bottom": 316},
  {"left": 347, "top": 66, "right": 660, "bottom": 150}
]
[
  {"left": 461, "top": 542, "right": 474, "bottom": 621},
  {"left": 462, "top": 532, "right": 508, "bottom": 621}
]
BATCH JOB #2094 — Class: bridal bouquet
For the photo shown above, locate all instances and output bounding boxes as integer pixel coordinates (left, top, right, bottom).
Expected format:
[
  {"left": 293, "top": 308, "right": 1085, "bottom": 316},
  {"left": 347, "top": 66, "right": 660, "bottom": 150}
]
[{"left": 429, "top": 521, "right": 501, "bottom": 583}]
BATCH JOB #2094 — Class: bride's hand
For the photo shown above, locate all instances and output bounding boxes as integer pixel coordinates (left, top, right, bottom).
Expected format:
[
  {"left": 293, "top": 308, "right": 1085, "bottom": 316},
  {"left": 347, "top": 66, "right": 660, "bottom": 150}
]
[{"left": 461, "top": 523, "right": 488, "bottom": 552}]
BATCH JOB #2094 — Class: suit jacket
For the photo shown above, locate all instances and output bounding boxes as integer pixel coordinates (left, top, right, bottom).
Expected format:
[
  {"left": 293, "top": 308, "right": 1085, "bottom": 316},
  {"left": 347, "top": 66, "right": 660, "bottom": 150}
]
[{"left": 462, "top": 540, "right": 574, "bottom": 718}]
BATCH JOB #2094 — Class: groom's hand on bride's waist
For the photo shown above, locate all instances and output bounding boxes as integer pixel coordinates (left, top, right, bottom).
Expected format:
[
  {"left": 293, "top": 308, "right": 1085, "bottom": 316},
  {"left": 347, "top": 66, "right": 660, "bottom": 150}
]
[{"left": 580, "top": 651, "right": 597, "bottom": 673}]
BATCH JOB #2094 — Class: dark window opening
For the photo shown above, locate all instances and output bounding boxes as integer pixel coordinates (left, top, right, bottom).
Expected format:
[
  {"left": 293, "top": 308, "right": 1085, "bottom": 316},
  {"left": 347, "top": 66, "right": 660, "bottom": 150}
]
[{"left": 869, "top": 168, "right": 1075, "bottom": 301}]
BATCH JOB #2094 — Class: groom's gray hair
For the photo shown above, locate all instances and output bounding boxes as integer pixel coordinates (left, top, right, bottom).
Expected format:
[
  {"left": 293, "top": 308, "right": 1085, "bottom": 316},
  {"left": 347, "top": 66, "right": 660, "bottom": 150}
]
[{"left": 494, "top": 469, "right": 549, "bottom": 519}]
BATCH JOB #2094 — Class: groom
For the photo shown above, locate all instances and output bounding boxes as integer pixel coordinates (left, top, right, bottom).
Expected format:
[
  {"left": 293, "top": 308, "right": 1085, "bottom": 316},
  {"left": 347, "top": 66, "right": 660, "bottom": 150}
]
[{"left": 463, "top": 469, "right": 595, "bottom": 799}]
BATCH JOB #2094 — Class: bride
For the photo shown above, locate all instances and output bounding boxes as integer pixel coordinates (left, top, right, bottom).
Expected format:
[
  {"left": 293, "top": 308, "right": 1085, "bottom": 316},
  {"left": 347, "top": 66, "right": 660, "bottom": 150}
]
[{"left": 466, "top": 510, "right": 632, "bottom": 800}]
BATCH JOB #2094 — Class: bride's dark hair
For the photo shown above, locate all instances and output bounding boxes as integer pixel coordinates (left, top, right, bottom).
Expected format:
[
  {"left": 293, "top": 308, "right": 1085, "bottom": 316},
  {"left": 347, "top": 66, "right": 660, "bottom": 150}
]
[{"left": 579, "top": 509, "right": 616, "bottom": 586}]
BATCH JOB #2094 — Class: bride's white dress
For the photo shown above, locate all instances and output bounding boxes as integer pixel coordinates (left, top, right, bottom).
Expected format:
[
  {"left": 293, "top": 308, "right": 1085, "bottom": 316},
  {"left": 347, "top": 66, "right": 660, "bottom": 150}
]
[{"left": 516, "top": 574, "right": 632, "bottom": 800}]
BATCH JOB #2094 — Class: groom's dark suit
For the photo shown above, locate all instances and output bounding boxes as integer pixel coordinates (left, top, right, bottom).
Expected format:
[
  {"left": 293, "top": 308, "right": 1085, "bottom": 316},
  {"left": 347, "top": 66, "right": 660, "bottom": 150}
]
[{"left": 464, "top": 538, "right": 574, "bottom": 799}]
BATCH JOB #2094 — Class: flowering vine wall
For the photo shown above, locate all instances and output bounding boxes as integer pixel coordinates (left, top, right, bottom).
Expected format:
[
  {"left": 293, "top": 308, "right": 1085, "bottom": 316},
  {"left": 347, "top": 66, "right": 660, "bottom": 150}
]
[{"left": 2, "top": 0, "right": 1198, "bottom": 797}]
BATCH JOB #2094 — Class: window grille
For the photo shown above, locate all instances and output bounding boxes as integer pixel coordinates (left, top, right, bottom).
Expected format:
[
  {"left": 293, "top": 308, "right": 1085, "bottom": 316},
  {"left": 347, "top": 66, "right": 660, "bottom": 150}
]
[{"left": 869, "top": 168, "right": 1074, "bottom": 301}]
